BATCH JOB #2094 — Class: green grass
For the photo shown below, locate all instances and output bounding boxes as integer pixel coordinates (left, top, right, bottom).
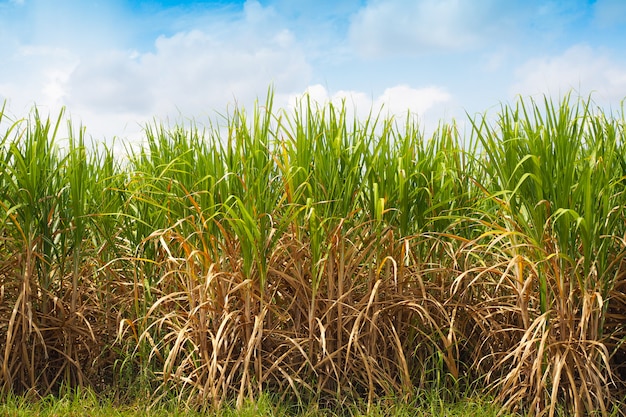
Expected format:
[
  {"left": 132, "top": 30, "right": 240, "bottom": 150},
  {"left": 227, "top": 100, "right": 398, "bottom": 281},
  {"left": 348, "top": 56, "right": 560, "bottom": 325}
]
[{"left": 0, "top": 390, "right": 512, "bottom": 417}]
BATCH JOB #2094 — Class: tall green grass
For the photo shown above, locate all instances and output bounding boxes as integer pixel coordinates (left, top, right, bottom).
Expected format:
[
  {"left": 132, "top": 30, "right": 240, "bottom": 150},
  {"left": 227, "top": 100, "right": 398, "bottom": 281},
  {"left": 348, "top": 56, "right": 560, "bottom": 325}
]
[{"left": 0, "top": 93, "right": 624, "bottom": 416}]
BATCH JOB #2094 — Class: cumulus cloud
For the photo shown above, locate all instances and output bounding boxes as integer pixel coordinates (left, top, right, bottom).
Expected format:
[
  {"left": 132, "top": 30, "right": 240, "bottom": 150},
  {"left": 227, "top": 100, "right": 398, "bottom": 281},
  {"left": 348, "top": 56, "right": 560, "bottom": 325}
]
[
  {"left": 376, "top": 85, "right": 451, "bottom": 116},
  {"left": 287, "top": 84, "right": 451, "bottom": 130},
  {"left": 66, "top": 26, "right": 309, "bottom": 118},
  {"left": 66, "top": 2, "right": 310, "bottom": 140},
  {"left": 67, "top": 50, "right": 150, "bottom": 114},
  {"left": 510, "top": 44, "right": 626, "bottom": 105},
  {"left": 0, "top": 0, "right": 312, "bottom": 142},
  {"left": 0, "top": 45, "right": 78, "bottom": 113},
  {"left": 141, "top": 29, "right": 308, "bottom": 116},
  {"left": 348, "top": 0, "right": 511, "bottom": 58}
]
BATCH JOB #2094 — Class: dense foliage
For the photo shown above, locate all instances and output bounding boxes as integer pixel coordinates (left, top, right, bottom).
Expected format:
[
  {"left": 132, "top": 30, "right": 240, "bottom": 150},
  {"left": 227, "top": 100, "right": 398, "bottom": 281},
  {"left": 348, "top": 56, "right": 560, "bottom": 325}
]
[{"left": 0, "top": 93, "right": 624, "bottom": 416}]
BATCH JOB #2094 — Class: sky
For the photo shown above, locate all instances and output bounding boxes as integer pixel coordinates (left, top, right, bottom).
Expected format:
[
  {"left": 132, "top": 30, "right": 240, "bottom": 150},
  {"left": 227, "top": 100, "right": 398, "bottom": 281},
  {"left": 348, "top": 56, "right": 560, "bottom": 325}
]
[{"left": 1, "top": 0, "right": 626, "bottom": 144}]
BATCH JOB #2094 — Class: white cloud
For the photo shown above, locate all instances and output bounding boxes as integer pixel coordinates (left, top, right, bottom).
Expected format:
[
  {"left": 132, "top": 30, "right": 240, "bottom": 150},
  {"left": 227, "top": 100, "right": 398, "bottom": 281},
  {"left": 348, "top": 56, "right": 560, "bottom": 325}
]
[
  {"left": 0, "top": 0, "right": 312, "bottom": 142},
  {"left": 375, "top": 85, "right": 450, "bottom": 116},
  {"left": 510, "top": 44, "right": 626, "bottom": 105},
  {"left": 66, "top": 50, "right": 151, "bottom": 114},
  {"left": 0, "top": 45, "right": 78, "bottom": 114},
  {"left": 348, "top": 0, "right": 505, "bottom": 57},
  {"left": 287, "top": 84, "right": 451, "bottom": 131},
  {"left": 129, "top": 27, "right": 309, "bottom": 117}
]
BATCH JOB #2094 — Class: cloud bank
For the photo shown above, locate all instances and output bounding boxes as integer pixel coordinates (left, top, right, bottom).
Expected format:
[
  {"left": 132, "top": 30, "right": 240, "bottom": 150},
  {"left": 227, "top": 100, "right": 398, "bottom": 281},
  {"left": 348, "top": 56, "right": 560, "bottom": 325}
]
[{"left": 0, "top": 0, "right": 625, "bottom": 143}]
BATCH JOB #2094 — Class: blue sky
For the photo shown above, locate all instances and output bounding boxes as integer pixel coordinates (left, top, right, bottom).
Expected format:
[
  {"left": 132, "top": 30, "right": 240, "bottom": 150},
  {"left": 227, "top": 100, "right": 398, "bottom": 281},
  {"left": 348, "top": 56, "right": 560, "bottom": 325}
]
[{"left": 1, "top": 0, "right": 626, "bottom": 142}]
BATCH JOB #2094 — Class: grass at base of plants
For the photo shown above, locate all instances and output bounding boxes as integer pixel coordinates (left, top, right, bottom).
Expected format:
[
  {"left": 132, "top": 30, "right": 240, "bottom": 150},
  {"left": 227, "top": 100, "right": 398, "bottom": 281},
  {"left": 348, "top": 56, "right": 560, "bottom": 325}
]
[{"left": 0, "top": 389, "right": 515, "bottom": 417}]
